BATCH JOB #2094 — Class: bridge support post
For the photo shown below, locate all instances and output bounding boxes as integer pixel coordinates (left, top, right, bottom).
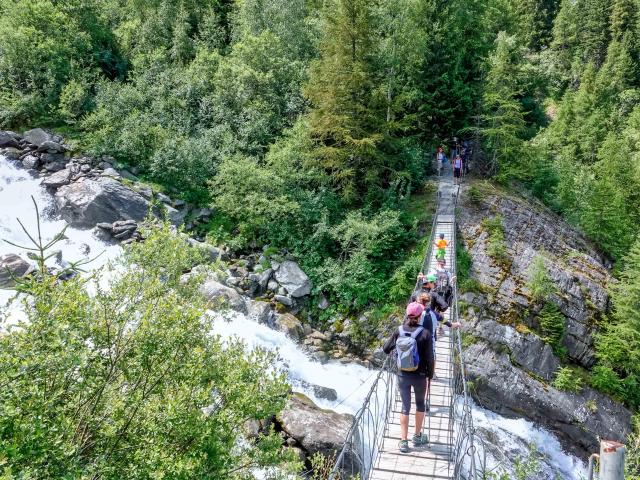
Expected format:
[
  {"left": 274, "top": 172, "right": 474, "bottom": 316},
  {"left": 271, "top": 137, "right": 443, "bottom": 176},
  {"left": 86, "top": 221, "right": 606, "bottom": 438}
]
[{"left": 589, "top": 440, "right": 625, "bottom": 480}]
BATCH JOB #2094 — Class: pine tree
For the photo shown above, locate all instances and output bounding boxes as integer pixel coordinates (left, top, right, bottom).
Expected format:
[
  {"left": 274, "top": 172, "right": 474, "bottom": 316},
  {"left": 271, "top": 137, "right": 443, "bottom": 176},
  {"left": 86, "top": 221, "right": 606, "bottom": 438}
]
[
  {"left": 171, "top": 5, "right": 194, "bottom": 64},
  {"left": 304, "top": 0, "right": 386, "bottom": 205},
  {"left": 515, "top": 0, "right": 561, "bottom": 50},
  {"left": 580, "top": 0, "right": 612, "bottom": 68},
  {"left": 610, "top": 0, "right": 636, "bottom": 42},
  {"left": 480, "top": 32, "right": 527, "bottom": 178},
  {"left": 596, "top": 237, "right": 640, "bottom": 405}
]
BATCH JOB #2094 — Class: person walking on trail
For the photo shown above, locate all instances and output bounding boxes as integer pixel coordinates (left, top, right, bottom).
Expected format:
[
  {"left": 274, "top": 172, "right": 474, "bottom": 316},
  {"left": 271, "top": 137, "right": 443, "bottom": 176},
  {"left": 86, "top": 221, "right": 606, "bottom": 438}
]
[
  {"left": 434, "top": 233, "right": 448, "bottom": 262},
  {"left": 383, "top": 302, "right": 434, "bottom": 453},
  {"left": 452, "top": 154, "right": 463, "bottom": 185},
  {"left": 436, "top": 147, "right": 445, "bottom": 175},
  {"left": 435, "top": 258, "right": 456, "bottom": 307}
]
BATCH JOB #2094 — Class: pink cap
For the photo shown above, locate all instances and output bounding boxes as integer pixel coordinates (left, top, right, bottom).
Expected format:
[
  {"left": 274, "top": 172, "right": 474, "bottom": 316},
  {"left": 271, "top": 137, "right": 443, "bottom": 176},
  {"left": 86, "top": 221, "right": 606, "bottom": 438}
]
[{"left": 406, "top": 302, "right": 424, "bottom": 318}]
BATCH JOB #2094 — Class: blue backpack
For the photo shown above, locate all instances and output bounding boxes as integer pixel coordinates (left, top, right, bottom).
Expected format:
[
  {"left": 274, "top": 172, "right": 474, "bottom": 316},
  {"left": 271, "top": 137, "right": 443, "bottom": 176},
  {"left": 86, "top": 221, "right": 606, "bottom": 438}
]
[{"left": 396, "top": 326, "right": 423, "bottom": 372}]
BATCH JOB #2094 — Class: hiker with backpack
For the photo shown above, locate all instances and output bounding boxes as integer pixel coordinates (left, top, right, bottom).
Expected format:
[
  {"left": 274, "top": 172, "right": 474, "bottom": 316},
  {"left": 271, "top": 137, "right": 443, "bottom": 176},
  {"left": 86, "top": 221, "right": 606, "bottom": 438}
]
[
  {"left": 383, "top": 302, "right": 434, "bottom": 453},
  {"left": 434, "top": 259, "right": 456, "bottom": 307},
  {"left": 417, "top": 273, "right": 448, "bottom": 313}
]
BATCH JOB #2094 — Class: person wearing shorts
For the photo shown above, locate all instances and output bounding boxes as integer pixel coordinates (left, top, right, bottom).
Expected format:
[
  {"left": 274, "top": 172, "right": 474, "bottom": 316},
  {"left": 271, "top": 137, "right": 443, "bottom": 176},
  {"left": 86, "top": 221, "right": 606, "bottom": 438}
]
[
  {"left": 453, "top": 154, "right": 463, "bottom": 185},
  {"left": 383, "top": 302, "right": 435, "bottom": 453}
]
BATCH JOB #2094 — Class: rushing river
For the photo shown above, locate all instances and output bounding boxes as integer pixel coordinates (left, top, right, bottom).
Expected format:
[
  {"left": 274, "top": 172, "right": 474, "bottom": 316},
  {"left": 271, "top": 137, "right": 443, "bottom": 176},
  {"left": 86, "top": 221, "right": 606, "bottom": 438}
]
[{"left": 0, "top": 154, "right": 586, "bottom": 478}]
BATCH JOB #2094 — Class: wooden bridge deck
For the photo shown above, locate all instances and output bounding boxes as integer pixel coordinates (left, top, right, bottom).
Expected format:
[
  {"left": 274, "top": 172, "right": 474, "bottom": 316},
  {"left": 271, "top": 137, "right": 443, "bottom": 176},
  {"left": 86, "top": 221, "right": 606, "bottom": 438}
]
[{"left": 370, "top": 171, "right": 458, "bottom": 480}]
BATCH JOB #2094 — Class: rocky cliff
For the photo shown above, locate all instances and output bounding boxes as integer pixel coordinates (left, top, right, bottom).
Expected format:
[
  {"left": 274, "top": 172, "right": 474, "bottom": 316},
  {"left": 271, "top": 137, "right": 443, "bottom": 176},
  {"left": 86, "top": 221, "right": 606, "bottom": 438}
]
[{"left": 457, "top": 183, "right": 631, "bottom": 458}]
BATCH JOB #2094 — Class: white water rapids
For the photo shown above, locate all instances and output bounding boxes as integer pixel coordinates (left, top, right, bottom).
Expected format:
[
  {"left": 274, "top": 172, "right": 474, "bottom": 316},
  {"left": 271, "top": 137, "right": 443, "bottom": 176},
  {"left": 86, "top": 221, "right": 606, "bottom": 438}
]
[{"left": 0, "top": 154, "right": 586, "bottom": 478}]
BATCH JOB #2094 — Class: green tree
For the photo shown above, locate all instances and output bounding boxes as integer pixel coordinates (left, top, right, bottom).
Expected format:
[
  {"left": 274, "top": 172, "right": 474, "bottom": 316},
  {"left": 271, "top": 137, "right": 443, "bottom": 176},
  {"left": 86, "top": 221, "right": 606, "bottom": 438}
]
[
  {"left": 596, "top": 237, "right": 640, "bottom": 406},
  {"left": 0, "top": 222, "right": 298, "bottom": 478},
  {"left": 480, "top": 32, "right": 528, "bottom": 179}
]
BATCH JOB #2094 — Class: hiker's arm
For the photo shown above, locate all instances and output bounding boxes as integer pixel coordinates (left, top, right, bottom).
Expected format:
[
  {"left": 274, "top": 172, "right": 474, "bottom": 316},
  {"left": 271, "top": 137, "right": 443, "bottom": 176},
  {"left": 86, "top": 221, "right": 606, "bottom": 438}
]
[{"left": 382, "top": 331, "right": 399, "bottom": 355}]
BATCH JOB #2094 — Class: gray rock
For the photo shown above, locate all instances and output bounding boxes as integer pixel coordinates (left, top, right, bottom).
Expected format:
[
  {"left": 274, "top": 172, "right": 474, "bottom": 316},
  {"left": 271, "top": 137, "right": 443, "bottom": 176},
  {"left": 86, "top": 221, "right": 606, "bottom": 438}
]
[
  {"left": 173, "top": 199, "right": 186, "bottom": 208},
  {"left": 274, "top": 260, "right": 312, "bottom": 297},
  {"left": 156, "top": 192, "right": 171, "bottom": 204},
  {"left": 41, "top": 169, "right": 72, "bottom": 189},
  {"left": 0, "top": 254, "right": 32, "bottom": 287},
  {"left": 1, "top": 147, "right": 21, "bottom": 160},
  {"left": 278, "top": 394, "right": 355, "bottom": 465},
  {"left": 186, "top": 238, "right": 221, "bottom": 262},
  {"left": 275, "top": 294, "right": 293, "bottom": 307},
  {"left": 44, "top": 160, "right": 66, "bottom": 172},
  {"left": 318, "top": 295, "right": 330, "bottom": 310},
  {"left": 267, "top": 279, "right": 279, "bottom": 292},
  {"left": 470, "top": 319, "right": 559, "bottom": 381},
  {"left": 101, "top": 167, "right": 121, "bottom": 179},
  {"left": 137, "top": 186, "right": 153, "bottom": 199},
  {"left": 37, "top": 140, "right": 66, "bottom": 153},
  {"left": 22, "top": 154, "right": 40, "bottom": 170},
  {"left": 258, "top": 268, "right": 273, "bottom": 288},
  {"left": 0, "top": 132, "right": 20, "bottom": 148},
  {"left": 297, "top": 380, "right": 339, "bottom": 402},
  {"left": 274, "top": 312, "right": 303, "bottom": 340},
  {"left": 464, "top": 341, "right": 632, "bottom": 458},
  {"left": 23, "top": 128, "right": 52, "bottom": 147},
  {"left": 54, "top": 177, "right": 151, "bottom": 228},
  {"left": 247, "top": 300, "right": 273, "bottom": 325},
  {"left": 199, "top": 279, "right": 247, "bottom": 313},
  {"left": 166, "top": 204, "right": 188, "bottom": 227}
]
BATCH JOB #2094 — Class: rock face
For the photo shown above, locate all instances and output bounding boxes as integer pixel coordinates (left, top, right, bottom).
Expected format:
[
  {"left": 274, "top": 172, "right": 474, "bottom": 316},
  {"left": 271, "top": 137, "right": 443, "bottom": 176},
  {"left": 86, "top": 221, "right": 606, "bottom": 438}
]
[
  {"left": 457, "top": 185, "right": 632, "bottom": 458},
  {"left": 54, "top": 177, "right": 150, "bottom": 228},
  {"left": 0, "top": 132, "right": 20, "bottom": 148},
  {"left": 464, "top": 341, "right": 632, "bottom": 457},
  {"left": 274, "top": 260, "right": 312, "bottom": 297},
  {"left": 0, "top": 254, "right": 31, "bottom": 287},
  {"left": 278, "top": 394, "right": 354, "bottom": 460},
  {"left": 458, "top": 188, "right": 611, "bottom": 368}
]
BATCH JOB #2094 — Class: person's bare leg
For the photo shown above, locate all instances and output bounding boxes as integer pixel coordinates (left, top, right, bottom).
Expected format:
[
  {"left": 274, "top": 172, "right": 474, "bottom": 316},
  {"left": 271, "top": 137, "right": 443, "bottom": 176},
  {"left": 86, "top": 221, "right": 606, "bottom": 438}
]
[
  {"left": 414, "top": 411, "right": 425, "bottom": 435},
  {"left": 400, "top": 414, "right": 409, "bottom": 440}
]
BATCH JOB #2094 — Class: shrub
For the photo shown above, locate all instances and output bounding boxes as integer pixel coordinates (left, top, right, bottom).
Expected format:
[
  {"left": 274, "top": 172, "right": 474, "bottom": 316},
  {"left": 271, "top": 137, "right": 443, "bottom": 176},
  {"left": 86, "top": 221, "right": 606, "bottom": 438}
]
[
  {"left": 468, "top": 185, "right": 485, "bottom": 205},
  {"left": 58, "top": 79, "right": 92, "bottom": 123},
  {"left": 590, "top": 365, "right": 623, "bottom": 396},
  {"left": 527, "top": 253, "right": 554, "bottom": 302},
  {"left": 538, "top": 302, "right": 566, "bottom": 357},
  {"left": 482, "top": 215, "right": 509, "bottom": 264},
  {"left": 553, "top": 366, "right": 583, "bottom": 393}
]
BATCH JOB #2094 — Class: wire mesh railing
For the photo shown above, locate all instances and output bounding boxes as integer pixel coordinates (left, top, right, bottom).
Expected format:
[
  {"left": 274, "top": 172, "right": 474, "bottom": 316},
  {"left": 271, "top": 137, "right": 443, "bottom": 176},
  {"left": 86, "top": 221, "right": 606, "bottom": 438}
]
[{"left": 329, "top": 158, "right": 485, "bottom": 480}]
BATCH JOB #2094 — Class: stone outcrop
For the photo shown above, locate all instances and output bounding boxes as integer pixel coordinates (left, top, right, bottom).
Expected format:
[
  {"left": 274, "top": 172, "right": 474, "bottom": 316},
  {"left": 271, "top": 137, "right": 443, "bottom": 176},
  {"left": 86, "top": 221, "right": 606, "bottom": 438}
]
[
  {"left": 458, "top": 187, "right": 611, "bottom": 368},
  {"left": 277, "top": 393, "right": 354, "bottom": 461},
  {"left": 55, "top": 177, "right": 150, "bottom": 228},
  {"left": 0, "top": 254, "right": 32, "bottom": 287},
  {"left": 464, "top": 341, "right": 632, "bottom": 457},
  {"left": 457, "top": 184, "right": 632, "bottom": 458}
]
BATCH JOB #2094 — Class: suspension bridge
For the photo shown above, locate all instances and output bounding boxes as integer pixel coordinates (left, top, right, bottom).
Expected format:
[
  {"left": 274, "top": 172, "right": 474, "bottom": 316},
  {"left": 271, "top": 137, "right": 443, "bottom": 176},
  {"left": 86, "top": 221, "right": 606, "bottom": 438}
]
[{"left": 329, "top": 159, "right": 485, "bottom": 480}]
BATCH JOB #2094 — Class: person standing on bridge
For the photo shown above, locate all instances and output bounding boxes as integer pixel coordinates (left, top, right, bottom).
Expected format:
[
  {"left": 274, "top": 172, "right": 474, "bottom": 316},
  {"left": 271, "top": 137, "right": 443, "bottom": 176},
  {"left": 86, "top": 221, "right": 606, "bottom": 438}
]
[
  {"left": 436, "top": 147, "right": 445, "bottom": 176},
  {"left": 383, "top": 302, "right": 434, "bottom": 453},
  {"left": 452, "top": 154, "right": 463, "bottom": 185}
]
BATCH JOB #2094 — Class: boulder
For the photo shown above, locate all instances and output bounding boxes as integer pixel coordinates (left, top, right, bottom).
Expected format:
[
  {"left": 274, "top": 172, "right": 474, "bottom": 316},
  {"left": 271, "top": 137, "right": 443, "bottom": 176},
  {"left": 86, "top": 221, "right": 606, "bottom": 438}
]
[
  {"left": 247, "top": 300, "right": 273, "bottom": 325},
  {"left": 1, "top": 147, "right": 21, "bottom": 160},
  {"left": 23, "top": 128, "right": 52, "bottom": 147},
  {"left": 44, "top": 160, "right": 67, "bottom": 173},
  {"left": 199, "top": 279, "right": 247, "bottom": 313},
  {"left": 22, "top": 154, "right": 40, "bottom": 170},
  {"left": 275, "top": 294, "right": 293, "bottom": 306},
  {"left": 41, "top": 168, "right": 72, "bottom": 189},
  {"left": 101, "top": 167, "right": 121, "bottom": 179},
  {"left": 274, "top": 260, "right": 312, "bottom": 297},
  {"left": 0, "top": 131, "right": 20, "bottom": 148},
  {"left": 0, "top": 254, "right": 32, "bottom": 287},
  {"left": 278, "top": 394, "right": 354, "bottom": 460},
  {"left": 37, "top": 140, "right": 66, "bottom": 153},
  {"left": 54, "top": 177, "right": 150, "bottom": 228},
  {"left": 464, "top": 341, "right": 632, "bottom": 458},
  {"left": 274, "top": 313, "right": 304, "bottom": 341}
]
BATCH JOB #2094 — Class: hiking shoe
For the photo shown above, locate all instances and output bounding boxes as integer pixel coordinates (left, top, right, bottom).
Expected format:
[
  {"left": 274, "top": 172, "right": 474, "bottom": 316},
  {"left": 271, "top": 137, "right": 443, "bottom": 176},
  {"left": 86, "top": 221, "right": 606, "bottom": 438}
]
[
  {"left": 398, "top": 439, "right": 410, "bottom": 453},
  {"left": 412, "top": 432, "right": 429, "bottom": 447}
]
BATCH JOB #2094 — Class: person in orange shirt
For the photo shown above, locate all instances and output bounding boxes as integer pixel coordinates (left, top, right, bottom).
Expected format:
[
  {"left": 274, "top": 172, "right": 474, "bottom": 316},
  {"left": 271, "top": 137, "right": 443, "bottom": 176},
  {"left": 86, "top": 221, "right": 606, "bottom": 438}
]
[{"left": 434, "top": 233, "right": 447, "bottom": 261}]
